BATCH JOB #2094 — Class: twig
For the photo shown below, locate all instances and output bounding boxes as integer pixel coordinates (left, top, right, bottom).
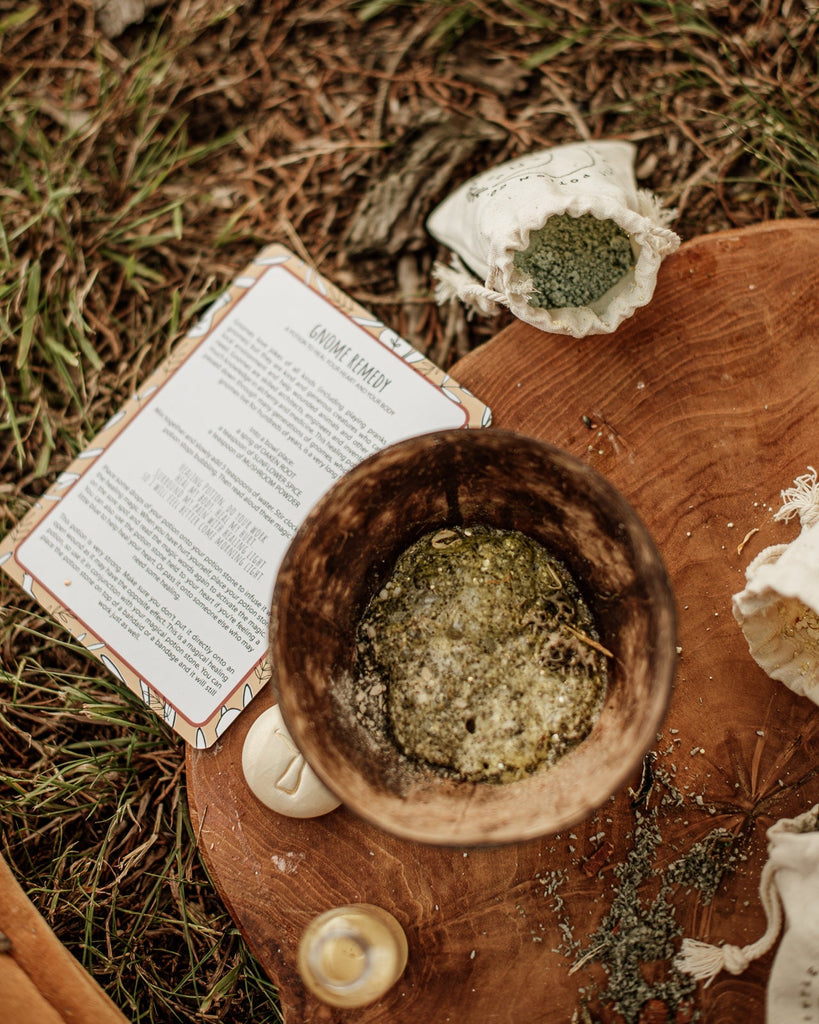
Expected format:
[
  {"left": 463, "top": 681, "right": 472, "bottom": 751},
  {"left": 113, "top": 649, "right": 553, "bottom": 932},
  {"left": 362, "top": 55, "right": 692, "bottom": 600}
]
[
  {"left": 569, "top": 942, "right": 607, "bottom": 975},
  {"left": 564, "top": 624, "right": 614, "bottom": 659}
]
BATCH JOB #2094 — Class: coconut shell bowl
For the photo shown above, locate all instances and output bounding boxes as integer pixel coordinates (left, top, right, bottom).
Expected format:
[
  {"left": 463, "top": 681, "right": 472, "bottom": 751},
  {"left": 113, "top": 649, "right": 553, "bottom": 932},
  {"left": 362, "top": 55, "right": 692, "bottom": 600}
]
[{"left": 270, "top": 427, "right": 676, "bottom": 847}]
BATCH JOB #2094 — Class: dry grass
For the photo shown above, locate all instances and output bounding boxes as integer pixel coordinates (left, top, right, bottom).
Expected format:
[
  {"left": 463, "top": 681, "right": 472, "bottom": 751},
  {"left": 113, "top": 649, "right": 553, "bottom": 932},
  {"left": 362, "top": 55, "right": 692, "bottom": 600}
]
[{"left": 1, "top": 1, "right": 817, "bottom": 1020}]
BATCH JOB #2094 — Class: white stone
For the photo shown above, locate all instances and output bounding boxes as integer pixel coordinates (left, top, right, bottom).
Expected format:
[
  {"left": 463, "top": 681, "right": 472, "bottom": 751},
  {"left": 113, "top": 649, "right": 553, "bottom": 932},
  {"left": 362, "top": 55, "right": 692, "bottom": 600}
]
[{"left": 242, "top": 705, "right": 341, "bottom": 818}]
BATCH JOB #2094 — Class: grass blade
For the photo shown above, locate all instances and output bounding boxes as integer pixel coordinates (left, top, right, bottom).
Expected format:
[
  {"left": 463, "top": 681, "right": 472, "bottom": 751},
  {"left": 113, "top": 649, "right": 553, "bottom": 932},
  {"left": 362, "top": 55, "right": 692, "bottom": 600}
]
[{"left": 16, "top": 258, "right": 40, "bottom": 370}]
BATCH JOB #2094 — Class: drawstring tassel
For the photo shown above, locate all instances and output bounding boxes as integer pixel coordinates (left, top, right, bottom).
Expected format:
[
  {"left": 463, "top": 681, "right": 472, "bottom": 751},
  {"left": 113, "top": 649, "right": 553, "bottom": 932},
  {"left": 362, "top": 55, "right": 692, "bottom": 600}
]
[
  {"left": 635, "top": 190, "right": 681, "bottom": 256},
  {"left": 774, "top": 465, "right": 819, "bottom": 529},
  {"left": 674, "top": 859, "right": 783, "bottom": 986}
]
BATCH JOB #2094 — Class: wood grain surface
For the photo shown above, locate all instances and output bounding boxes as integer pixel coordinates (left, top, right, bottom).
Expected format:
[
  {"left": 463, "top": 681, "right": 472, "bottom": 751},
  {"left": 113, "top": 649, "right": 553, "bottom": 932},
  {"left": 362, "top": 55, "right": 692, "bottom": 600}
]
[{"left": 187, "top": 219, "right": 819, "bottom": 1023}]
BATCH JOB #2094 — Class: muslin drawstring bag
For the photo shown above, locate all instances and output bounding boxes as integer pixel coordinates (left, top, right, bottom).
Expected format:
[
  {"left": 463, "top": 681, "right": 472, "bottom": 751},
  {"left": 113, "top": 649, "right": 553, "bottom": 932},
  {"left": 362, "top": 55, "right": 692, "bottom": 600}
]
[
  {"left": 732, "top": 466, "right": 819, "bottom": 705},
  {"left": 427, "top": 139, "right": 681, "bottom": 338},
  {"left": 675, "top": 805, "right": 819, "bottom": 1023}
]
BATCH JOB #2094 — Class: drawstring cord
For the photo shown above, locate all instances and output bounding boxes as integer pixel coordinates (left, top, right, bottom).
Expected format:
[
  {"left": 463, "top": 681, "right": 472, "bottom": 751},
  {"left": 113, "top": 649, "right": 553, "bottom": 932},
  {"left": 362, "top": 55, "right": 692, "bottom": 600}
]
[
  {"left": 431, "top": 255, "right": 506, "bottom": 317},
  {"left": 674, "top": 858, "right": 783, "bottom": 986}
]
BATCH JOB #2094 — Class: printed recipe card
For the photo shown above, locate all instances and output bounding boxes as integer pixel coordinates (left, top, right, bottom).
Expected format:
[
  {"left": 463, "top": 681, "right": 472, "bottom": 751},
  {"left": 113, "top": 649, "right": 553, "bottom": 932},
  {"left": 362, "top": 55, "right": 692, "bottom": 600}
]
[{"left": 0, "top": 244, "right": 491, "bottom": 747}]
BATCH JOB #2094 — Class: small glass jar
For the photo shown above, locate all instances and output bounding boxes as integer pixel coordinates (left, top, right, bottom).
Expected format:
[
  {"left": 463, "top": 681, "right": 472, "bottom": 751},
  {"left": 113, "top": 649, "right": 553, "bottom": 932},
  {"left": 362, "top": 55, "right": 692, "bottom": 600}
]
[{"left": 297, "top": 903, "right": 408, "bottom": 1008}]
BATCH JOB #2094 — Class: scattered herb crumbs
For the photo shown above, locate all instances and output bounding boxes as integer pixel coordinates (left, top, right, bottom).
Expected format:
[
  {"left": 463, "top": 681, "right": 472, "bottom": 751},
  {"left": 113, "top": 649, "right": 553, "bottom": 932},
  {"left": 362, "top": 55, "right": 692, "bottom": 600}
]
[
  {"left": 665, "top": 829, "right": 735, "bottom": 903},
  {"left": 572, "top": 803, "right": 741, "bottom": 1024},
  {"left": 514, "top": 213, "right": 635, "bottom": 309}
]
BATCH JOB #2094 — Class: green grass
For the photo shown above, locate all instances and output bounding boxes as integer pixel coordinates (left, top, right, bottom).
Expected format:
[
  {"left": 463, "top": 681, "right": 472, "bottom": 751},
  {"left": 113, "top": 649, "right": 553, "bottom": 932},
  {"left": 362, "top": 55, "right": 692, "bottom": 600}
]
[
  {"left": 0, "top": 16, "right": 238, "bottom": 481},
  {"left": 0, "top": 617, "right": 282, "bottom": 1022},
  {"left": 1, "top": 1, "right": 817, "bottom": 1021}
]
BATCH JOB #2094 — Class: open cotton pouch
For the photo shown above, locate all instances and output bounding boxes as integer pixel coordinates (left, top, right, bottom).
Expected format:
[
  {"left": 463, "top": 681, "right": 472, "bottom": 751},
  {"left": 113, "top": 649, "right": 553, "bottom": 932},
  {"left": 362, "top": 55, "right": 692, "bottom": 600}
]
[
  {"left": 732, "top": 466, "right": 819, "bottom": 705},
  {"left": 427, "top": 139, "right": 681, "bottom": 338}
]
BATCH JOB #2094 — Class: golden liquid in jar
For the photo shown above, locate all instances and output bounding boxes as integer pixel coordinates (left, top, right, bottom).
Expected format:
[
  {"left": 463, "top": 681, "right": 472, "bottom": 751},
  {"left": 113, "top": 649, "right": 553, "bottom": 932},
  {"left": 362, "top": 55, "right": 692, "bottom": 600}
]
[{"left": 297, "top": 904, "right": 408, "bottom": 1008}]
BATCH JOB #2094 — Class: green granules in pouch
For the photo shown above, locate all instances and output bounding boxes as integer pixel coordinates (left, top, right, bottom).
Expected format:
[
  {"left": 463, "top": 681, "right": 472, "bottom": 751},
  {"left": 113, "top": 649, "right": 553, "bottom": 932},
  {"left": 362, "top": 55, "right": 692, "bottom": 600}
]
[{"left": 514, "top": 212, "right": 635, "bottom": 309}]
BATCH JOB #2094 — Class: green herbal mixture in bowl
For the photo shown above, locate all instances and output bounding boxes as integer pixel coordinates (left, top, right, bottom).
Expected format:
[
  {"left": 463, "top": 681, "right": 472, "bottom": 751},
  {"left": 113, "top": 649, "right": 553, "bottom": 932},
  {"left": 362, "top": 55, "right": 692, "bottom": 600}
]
[{"left": 355, "top": 524, "right": 608, "bottom": 784}]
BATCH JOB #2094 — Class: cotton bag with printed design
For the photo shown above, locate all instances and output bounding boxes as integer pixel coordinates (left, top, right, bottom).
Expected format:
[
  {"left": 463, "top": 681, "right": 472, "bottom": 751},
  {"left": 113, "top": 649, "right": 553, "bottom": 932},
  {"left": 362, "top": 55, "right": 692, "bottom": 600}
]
[{"left": 427, "top": 139, "right": 680, "bottom": 338}]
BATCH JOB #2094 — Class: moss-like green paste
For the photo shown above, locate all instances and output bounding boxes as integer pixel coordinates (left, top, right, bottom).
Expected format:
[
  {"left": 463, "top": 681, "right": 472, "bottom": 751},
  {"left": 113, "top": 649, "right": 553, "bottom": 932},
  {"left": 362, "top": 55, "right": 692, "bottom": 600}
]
[
  {"left": 514, "top": 212, "right": 634, "bottom": 309},
  {"left": 353, "top": 525, "right": 608, "bottom": 783}
]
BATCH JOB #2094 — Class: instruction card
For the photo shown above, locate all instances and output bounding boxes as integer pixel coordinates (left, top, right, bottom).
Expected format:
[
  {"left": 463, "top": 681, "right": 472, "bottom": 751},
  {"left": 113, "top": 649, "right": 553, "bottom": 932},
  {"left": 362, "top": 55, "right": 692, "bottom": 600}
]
[{"left": 0, "top": 244, "right": 491, "bottom": 747}]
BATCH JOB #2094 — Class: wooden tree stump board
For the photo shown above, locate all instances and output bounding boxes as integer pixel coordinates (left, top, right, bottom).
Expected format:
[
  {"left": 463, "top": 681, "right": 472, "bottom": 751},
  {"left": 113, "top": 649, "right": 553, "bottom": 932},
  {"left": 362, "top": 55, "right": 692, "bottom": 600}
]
[{"left": 187, "top": 219, "right": 819, "bottom": 1023}]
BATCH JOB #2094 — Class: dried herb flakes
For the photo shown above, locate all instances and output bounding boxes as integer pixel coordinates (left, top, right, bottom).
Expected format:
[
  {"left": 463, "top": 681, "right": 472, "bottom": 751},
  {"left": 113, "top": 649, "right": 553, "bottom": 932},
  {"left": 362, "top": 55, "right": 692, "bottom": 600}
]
[{"left": 574, "top": 808, "right": 739, "bottom": 1023}]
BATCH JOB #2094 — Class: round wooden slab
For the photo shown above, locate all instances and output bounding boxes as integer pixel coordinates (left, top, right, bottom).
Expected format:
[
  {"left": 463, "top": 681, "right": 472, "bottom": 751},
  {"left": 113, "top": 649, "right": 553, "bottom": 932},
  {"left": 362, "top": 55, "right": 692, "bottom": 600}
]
[{"left": 187, "top": 219, "right": 819, "bottom": 1023}]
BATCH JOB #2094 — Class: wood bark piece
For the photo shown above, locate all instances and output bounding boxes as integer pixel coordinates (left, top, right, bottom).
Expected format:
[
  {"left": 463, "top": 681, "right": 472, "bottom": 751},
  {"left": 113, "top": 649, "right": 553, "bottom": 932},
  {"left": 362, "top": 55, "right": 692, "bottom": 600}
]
[
  {"left": 186, "top": 219, "right": 819, "bottom": 1023},
  {"left": 344, "top": 111, "right": 504, "bottom": 257},
  {"left": 0, "top": 854, "right": 129, "bottom": 1023}
]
